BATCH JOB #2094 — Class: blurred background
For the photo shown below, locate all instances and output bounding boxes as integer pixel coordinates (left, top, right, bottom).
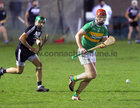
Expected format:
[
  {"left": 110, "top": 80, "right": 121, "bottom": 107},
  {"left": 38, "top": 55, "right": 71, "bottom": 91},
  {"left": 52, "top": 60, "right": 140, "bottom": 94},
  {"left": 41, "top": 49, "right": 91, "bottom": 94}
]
[{"left": 0, "top": 0, "right": 139, "bottom": 42}]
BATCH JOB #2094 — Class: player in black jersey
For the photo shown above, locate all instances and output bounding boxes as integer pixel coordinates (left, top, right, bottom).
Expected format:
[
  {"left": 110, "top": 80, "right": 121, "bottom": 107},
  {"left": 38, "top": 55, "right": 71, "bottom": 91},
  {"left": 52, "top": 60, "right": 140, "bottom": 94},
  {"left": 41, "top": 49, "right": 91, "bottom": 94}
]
[
  {"left": 0, "top": 2, "right": 8, "bottom": 44},
  {"left": 125, "top": 0, "right": 140, "bottom": 44},
  {"left": 25, "top": 0, "right": 40, "bottom": 27},
  {"left": 0, "top": 16, "right": 49, "bottom": 92}
]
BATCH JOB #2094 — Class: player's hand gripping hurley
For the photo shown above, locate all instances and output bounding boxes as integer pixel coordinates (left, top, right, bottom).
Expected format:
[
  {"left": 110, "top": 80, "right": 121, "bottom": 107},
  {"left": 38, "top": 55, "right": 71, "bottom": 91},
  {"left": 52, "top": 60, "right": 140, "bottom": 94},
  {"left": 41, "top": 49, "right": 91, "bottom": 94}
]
[
  {"left": 72, "top": 36, "right": 116, "bottom": 60},
  {"left": 37, "top": 34, "right": 49, "bottom": 54}
]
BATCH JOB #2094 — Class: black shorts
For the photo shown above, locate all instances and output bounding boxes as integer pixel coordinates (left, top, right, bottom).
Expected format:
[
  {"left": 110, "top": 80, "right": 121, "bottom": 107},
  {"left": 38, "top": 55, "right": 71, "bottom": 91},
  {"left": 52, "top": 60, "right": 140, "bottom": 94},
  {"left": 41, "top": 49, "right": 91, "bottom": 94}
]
[
  {"left": 15, "top": 47, "right": 38, "bottom": 66},
  {"left": 129, "top": 22, "right": 138, "bottom": 27}
]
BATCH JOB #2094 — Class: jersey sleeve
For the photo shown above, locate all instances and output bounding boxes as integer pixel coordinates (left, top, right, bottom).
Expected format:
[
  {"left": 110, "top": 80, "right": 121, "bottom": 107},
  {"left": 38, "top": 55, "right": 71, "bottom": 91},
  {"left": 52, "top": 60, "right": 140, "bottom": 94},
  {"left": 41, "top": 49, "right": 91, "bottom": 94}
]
[
  {"left": 26, "top": 7, "right": 31, "bottom": 13},
  {"left": 107, "top": 6, "right": 112, "bottom": 17},
  {"left": 82, "top": 22, "right": 92, "bottom": 33},
  {"left": 25, "top": 25, "right": 35, "bottom": 36},
  {"left": 126, "top": 7, "right": 130, "bottom": 12}
]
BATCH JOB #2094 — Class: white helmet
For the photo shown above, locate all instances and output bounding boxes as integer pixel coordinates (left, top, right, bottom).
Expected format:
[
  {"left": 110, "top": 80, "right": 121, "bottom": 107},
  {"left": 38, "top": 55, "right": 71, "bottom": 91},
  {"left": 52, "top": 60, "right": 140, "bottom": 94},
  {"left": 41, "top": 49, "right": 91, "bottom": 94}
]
[{"left": 131, "top": 0, "right": 138, "bottom": 6}]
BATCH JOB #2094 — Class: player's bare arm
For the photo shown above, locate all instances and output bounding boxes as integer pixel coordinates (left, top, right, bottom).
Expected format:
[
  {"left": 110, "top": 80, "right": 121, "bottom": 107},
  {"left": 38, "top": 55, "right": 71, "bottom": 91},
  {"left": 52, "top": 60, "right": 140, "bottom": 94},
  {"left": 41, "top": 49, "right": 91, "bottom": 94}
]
[
  {"left": 75, "top": 28, "right": 87, "bottom": 54},
  {"left": 103, "top": 36, "right": 108, "bottom": 42},
  {"left": 0, "top": 17, "right": 7, "bottom": 24},
  {"left": 100, "top": 36, "right": 108, "bottom": 48},
  {"left": 125, "top": 12, "right": 133, "bottom": 22},
  {"left": 19, "top": 32, "right": 38, "bottom": 53},
  {"left": 134, "top": 15, "right": 139, "bottom": 21},
  {"left": 25, "top": 12, "right": 29, "bottom": 27}
]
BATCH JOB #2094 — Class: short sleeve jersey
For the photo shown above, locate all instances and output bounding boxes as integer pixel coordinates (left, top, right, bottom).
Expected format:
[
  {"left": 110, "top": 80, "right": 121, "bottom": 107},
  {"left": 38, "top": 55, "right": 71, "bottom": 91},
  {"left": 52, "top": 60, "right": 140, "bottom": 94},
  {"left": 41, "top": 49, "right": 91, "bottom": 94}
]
[
  {"left": 82, "top": 20, "right": 108, "bottom": 50},
  {"left": 0, "top": 9, "right": 6, "bottom": 24},
  {"left": 126, "top": 6, "right": 139, "bottom": 19},
  {"left": 18, "top": 25, "right": 42, "bottom": 50},
  {"left": 27, "top": 6, "right": 40, "bottom": 25}
]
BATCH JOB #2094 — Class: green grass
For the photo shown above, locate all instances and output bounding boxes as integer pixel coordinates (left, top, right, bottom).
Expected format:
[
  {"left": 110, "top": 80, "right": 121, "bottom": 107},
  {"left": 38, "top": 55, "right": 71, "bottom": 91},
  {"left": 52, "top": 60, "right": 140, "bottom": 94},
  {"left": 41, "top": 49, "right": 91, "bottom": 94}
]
[{"left": 0, "top": 40, "right": 140, "bottom": 108}]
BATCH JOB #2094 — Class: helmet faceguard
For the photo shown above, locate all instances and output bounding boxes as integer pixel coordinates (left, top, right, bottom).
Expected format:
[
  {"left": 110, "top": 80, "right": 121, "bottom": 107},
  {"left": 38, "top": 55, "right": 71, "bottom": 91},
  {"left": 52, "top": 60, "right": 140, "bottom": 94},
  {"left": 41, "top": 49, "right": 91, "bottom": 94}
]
[
  {"left": 35, "top": 16, "right": 46, "bottom": 29},
  {"left": 95, "top": 9, "right": 106, "bottom": 26}
]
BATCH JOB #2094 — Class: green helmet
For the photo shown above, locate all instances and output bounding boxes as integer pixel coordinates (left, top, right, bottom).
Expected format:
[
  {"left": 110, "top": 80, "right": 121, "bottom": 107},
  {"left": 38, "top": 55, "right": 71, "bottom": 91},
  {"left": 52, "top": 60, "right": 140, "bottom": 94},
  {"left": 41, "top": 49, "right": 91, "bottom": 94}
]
[{"left": 35, "top": 16, "right": 46, "bottom": 24}]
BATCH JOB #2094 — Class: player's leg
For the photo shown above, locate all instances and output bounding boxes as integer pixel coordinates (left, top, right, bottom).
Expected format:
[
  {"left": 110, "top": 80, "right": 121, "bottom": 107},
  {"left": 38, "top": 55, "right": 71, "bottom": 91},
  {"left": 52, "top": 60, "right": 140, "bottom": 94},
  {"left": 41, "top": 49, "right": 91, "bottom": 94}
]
[
  {"left": 69, "top": 63, "right": 96, "bottom": 90},
  {"left": 77, "top": 62, "right": 96, "bottom": 91},
  {"left": 0, "top": 48, "right": 26, "bottom": 78},
  {"left": 30, "top": 54, "right": 49, "bottom": 92},
  {"left": 70, "top": 51, "right": 97, "bottom": 100},
  {"left": 5, "top": 66, "right": 24, "bottom": 74},
  {"left": 74, "top": 62, "right": 96, "bottom": 80},
  {"left": 32, "top": 57, "right": 42, "bottom": 82},
  {"left": 0, "top": 26, "right": 8, "bottom": 44},
  {"left": 69, "top": 51, "right": 96, "bottom": 91},
  {"left": 69, "top": 53, "right": 88, "bottom": 92},
  {"left": 128, "top": 26, "right": 133, "bottom": 44},
  {"left": 72, "top": 63, "right": 97, "bottom": 100},
  {"left": 0, "top": 65, "right": 24, "bottom": 78},
  {"left": 135, "top": 26, "right": 140, "bottom": 43}
]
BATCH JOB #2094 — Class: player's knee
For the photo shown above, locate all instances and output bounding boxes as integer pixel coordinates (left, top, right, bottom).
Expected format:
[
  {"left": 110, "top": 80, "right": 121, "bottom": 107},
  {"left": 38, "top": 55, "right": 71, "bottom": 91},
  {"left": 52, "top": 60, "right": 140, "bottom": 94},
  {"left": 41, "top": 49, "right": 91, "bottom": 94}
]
[
  {"left": 36, "top": 62, "right": 42, "bottom": 70},
  {"left": 87, "top": 72, "right": 97, "bottom": 79},
  {"left": 89, "top": 74, "right": 96, "bottom": 79},
  {"left": 16, "top": 70, "right": 23, "bottom": 74},
  {"left": 129, "top": 30, "right": 133, "bottom": 33},
  {"left": 36, "top": 66, "right": 42, "bottom": 70},
  {"left": 39, "top": 62, "right": 42, "bottom": 67}
]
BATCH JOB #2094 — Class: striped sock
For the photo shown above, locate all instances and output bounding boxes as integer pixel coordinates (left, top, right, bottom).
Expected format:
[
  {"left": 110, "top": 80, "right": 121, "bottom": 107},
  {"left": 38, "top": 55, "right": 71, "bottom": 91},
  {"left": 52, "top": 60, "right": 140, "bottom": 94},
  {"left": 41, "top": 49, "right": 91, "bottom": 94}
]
[
  {"left": 72, "top": 75, "right": 77, "bottom": 81},
  {"left": 73, "top": 90, "right": 82, "bottom": 97}
]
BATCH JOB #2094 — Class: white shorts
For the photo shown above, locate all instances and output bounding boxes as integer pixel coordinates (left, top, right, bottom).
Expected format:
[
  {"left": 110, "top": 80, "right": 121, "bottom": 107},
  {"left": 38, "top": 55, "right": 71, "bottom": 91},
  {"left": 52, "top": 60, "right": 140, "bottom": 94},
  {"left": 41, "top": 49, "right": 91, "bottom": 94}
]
[
  {"left": 16, "top": 54, "right": 39, "bottom": 66},
  {"left": 78, "top": 50, "right": 96, "bottom": 65}
]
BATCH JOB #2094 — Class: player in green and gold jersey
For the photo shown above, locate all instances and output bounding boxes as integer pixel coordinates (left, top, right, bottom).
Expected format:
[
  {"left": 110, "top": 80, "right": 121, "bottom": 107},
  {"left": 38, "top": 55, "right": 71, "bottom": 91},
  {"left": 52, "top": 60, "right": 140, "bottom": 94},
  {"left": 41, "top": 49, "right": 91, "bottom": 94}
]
[{"left": 69, "top": 9, "right": 108, "bottom": 100}]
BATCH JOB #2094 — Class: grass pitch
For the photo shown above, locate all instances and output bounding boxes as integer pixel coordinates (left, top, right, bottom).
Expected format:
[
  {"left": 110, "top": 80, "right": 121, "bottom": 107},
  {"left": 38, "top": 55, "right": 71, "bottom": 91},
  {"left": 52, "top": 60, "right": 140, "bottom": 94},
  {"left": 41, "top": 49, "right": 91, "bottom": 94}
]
[{"left": 0, "top": 41, "right": 140, "bottom": 108}]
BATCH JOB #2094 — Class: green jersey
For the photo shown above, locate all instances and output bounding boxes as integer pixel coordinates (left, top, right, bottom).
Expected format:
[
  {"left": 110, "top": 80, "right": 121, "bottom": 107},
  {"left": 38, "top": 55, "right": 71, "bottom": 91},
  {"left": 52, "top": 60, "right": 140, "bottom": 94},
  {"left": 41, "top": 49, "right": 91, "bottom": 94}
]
[{"left": 82, "top": 20, "right": 108, "bottom": 50}]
